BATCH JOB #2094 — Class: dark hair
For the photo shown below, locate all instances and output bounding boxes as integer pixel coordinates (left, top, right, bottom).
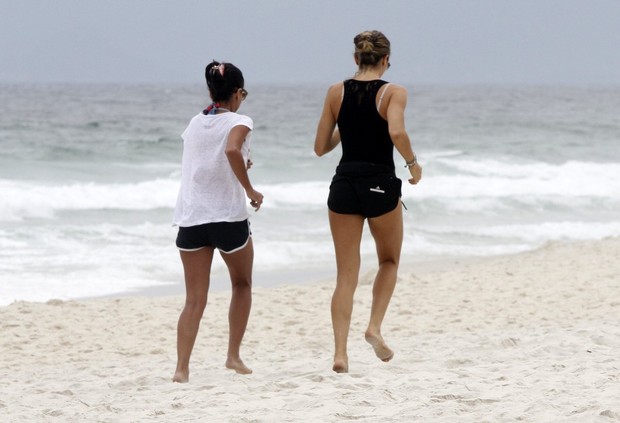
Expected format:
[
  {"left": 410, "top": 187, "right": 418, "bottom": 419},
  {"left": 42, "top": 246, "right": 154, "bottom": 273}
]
[
  {"left": 205, "top": 60, "right": 244, "bottom": 102},
  {"left": 353, "top": 30, "right": 391, "bottom": 69}
]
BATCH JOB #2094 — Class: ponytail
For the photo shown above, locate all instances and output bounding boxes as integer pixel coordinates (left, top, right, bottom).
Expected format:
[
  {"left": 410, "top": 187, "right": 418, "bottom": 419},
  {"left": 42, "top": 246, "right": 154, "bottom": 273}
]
[{"left": 205, "top": 60, "right": 245, "bottom": 102}]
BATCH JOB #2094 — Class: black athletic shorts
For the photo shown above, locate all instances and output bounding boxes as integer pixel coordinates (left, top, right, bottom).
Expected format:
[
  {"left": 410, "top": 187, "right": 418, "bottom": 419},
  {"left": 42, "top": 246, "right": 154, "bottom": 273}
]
[
  {"left": 176, "top": 219, "right": 251, "bottom": 254},
  {"left": 327, "top": 162, "right": 402, "bottom": 218}
]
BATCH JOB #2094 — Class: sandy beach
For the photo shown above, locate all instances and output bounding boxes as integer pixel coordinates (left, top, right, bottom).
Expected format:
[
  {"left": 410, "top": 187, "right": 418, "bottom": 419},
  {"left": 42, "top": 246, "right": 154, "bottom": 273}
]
[{"left": 1, "top": 237, "right": 619, "bottom": 422}]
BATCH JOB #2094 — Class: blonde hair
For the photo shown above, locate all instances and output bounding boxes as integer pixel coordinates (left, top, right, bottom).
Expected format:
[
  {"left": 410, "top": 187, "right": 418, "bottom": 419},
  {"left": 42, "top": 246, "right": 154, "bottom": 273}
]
[{"left": 353, "top": 30, "right": 391, "bottom": 70}]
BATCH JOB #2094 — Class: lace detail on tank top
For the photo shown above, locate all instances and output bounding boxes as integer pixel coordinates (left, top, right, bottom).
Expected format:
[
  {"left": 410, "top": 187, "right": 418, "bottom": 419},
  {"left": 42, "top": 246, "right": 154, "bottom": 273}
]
[{"left": 345, "top": 80, "right": 387, "bottom": 106}]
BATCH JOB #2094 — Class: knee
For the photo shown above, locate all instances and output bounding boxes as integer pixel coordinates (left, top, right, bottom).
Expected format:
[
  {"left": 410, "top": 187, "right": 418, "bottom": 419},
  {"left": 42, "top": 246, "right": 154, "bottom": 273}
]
[
  {"left": 335, "top": 276, "right": 359, "bottom": 295},
  {"left": 231, "top": 277, "right": 252, "bottom": 291},
  {"left": 378, "top": 257, "right": 399, "bottom": 269},
  {"left": 184, "top": 297, "right": 207, "bottom": 313}
]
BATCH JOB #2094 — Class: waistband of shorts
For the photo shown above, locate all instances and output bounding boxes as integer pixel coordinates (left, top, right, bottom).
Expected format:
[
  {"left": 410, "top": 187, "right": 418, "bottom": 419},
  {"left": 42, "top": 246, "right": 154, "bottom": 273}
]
[{"left": 335, "top": 161, "right": 395, "bottom": 177}]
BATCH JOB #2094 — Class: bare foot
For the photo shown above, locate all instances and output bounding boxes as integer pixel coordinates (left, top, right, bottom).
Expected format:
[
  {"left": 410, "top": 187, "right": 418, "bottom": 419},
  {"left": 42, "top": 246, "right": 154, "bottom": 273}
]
[
  {"left": 365, "top": 333, "right": 394, "bottom": 362},
  {"left": 332, "top": 358, "right": 349, "bottom": 373},
  {"left": 172, "top": 370, "right": 189, "bottom": 383},
  {"left": 225, "top": 357, "right": 253, "bottom": 375}
]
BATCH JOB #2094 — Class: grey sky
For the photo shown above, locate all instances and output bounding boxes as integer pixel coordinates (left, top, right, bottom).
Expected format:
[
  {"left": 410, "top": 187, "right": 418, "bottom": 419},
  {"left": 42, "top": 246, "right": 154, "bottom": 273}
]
[{"left": 1, "top": 0, "right": 619, "bottom": 85}]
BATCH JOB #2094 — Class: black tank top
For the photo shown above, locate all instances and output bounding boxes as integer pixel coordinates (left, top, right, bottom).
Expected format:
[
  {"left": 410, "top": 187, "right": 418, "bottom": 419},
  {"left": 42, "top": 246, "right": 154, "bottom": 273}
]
[{"left": 337, "top": 79, "right": 394, "bottom": 169}]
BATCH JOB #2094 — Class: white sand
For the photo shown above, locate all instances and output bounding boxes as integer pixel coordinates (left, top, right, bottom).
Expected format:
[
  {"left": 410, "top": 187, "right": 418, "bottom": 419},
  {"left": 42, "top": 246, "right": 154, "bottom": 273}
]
[{"left": 1, "top": 238, "right": 619, "bottom": 422}]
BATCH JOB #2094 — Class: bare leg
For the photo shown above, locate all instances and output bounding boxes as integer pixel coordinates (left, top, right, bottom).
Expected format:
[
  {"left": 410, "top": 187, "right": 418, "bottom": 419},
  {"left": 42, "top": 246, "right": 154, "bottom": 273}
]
[
  {"left": 173, "top": 248, "right": 214, "bottom": 383},
  {"left": 220, "top": 239, "right": 254, "bottom": 374},
  {"left": 365, "top": 205, "right": 403, "bottom": 362},
  {"left": 328, "top": 211, "right": 365, "bottom": 373}
]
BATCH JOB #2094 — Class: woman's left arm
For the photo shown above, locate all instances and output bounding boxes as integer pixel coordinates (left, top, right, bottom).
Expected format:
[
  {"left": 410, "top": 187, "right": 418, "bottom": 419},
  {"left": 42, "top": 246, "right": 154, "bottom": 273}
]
[
  {"left": 226, "top": 125, "right": 264, "bottom": 210},
  {"left": 386, "top": 86, "right": 422, "bottom": 184}
]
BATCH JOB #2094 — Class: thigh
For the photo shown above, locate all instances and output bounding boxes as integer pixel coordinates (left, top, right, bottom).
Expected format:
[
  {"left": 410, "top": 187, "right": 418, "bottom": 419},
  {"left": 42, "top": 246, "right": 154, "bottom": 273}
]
[
  {"left": 328, "top": 211, "right": 365, "bottom": 273},
  {"left": 219, "top": 238, "right": 254, "bottom": 285},
  {"left": 367, "top": 204, "right": 403, "bottom": 264},
  {"left": 180, "top": 248, "right": 215, "bottom": 299}
]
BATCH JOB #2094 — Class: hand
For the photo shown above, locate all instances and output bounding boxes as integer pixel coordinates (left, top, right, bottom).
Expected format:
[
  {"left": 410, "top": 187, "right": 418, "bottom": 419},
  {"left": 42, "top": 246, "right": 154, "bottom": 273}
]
[
  {"left": 408, "top": 163, "right": 422, "bottom": 185},
  {"left": 247, "top": 189, "right": 264, "bottom": 211}
]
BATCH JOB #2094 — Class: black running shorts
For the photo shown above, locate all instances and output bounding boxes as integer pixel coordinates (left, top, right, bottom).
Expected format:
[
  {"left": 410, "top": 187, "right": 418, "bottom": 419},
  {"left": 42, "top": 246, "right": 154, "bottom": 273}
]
[
  {"left": 176, "top": 219, "right": 251, "bottom": 254},
  {"left": 327, "top": 162, "right": 402, "bottom": 218}
]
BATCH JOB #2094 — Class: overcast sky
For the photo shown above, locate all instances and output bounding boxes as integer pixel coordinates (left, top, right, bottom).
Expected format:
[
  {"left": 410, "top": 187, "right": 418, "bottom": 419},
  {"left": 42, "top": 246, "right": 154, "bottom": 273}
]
[{"left": 1, "top": 0, "right": 619, "bottom": 85}]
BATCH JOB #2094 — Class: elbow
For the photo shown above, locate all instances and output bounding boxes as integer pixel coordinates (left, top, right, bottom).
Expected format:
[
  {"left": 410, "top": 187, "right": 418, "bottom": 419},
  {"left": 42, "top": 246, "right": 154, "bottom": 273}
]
[
  {"left": 389, "top": 128, "right": 407, "bottom": 141},
  {"left": 314, "top": 140, "right": 327, "bottom": 157},
  {"left": 225, "top": 146, "right": 240, "bottom": 159}
]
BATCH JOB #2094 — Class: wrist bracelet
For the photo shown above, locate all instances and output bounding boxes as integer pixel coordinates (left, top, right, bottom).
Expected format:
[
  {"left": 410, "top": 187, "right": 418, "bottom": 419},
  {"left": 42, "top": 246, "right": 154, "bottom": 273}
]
[{"left": 404, "top": 155, "right": 417, "bottom": 168}]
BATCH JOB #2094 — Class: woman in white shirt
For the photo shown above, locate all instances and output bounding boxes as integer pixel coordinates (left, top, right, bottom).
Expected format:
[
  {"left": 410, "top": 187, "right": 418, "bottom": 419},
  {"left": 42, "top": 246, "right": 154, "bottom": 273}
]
[{"left": 172, "top": 60, "right": 263, "bottom": 383}]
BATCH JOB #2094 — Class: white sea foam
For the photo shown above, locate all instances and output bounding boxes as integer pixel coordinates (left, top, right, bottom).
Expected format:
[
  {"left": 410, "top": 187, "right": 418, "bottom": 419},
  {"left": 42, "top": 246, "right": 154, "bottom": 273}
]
[
  {"left": 418, "top": 221, "right": 620, "bottom": 246},
  {"left": 2, "top": 158, "right": 617, "bottom": 222},
  {"left": 0, "top": 178, "right": 179, "bottom": 221},
  {"left": 410, "top": 159, "right": 620, "bottom": 199},
  {"left": 0, "top": 222, "right": 181, "bottom": 304}
]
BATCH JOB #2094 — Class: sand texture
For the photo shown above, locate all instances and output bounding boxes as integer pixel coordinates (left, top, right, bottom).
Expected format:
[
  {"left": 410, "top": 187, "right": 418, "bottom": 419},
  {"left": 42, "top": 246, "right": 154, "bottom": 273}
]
[{"left": 1, "top": 238, "right": 619, "bottom": 422}]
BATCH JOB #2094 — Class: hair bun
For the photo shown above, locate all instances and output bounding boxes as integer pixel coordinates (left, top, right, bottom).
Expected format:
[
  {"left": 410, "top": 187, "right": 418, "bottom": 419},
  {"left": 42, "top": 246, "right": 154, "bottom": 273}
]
[
  {"left": 358, "top": 39, "right": 374, "bottom": 53},
  {"left": 353, "top": 30, "right": 391, "bottom": 68}
]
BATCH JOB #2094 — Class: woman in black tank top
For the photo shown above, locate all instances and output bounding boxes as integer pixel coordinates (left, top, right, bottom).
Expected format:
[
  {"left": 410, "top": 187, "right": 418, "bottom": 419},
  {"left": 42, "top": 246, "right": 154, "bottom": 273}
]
[
  {"left": 314, "top": 30, "right": 423, "bottom": 373},
  {"left": 338, "top": 79, "right": 394, "bottom": 166}
]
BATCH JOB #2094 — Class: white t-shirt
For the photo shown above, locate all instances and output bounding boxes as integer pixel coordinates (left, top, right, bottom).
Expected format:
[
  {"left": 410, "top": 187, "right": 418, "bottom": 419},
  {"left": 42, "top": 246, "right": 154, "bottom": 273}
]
[{"left": 173, "top": 111, "right": 253, "bottom": 227}]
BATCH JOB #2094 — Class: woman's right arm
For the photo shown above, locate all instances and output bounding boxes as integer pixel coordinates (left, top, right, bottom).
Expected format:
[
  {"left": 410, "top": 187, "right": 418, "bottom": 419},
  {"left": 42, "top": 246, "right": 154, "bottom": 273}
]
[{"left": 314, "top": 83, "right": 342, "bottom": 156}]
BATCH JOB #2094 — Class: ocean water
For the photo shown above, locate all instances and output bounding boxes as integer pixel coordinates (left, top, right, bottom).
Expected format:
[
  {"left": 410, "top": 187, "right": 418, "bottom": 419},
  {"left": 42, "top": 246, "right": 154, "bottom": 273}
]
[{"left": 1, "top": 83, "right": 619, "bottom": 305}]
